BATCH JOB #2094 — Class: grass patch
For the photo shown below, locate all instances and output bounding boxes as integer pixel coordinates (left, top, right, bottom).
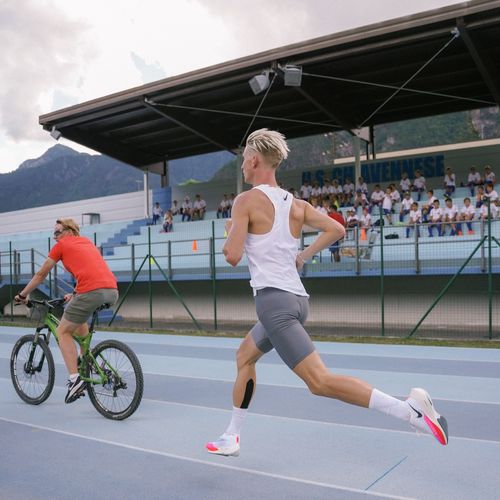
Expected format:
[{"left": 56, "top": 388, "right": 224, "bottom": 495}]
[{"left": 1, "top": 319, "right": 498, "bottom": 348}]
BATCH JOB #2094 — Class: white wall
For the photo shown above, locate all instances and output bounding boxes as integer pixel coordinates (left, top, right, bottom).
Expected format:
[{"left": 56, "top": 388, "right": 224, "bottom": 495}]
[{"left": 0, "top": 190, "right": 152, "bottom": 236}]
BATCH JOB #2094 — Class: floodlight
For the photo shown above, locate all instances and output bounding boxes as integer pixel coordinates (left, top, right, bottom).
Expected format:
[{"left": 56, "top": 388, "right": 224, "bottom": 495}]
[
  {"left": 249, "top": 72, "right": 270, "bottom": 95},
  {"left": 283, "top": 65, "right": 302, "bottom": 87},
  {"left": 50, "top": 126, "right": 62, "bottom": 140}
]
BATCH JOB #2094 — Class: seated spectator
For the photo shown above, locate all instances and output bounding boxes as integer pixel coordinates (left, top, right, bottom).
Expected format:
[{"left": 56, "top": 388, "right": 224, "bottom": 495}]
[
  {"left": 399, "top": 191, "right": 413, "bottom": 222},
  {"left": 475, "top": 185, "right": 485, "bottom": 208},
  {"left": 382, "top": 187, "right": 393, "bottom": 225},
  {"left": 356, "top": 176, "right": 368, "bottom": 195},
  {"left": 359, "top": 207, "right": 372, "bottom": 230},
  {"left": 181, "top": 196, "right": 192, "bottom": 222},
  {"left": 480, "top": 201, "right": 498, "bottom": 220},
  {"left": 406, "top": 202, "right": 421, "bottom": 238},
  {"left": 170, "top": 199, "right": 180, "bottom": 216},
  {"left": 310, "top": 197, "right": 322, "bottom": 212},
  {"left": 192, "top": 194, "right": 207, "bottom": 220},
  {"left": 288, "top": 186, "right": 300, "bottom": 199},
  {"left": 423, "top": 189, "right": 437, "bottom": 210},
  {"left": 412, "top": 170, "right": 426, "bottom": 201},
  {"left": 322, "top": 179, "right": 333, "bottom": 198},
  {"left": 400, "top": 172, "right": 412, "bottom": 194},
  {"left": 428, "top": 200, "right": 443, "bottom": 237},
  {"left": 390, "top": 184, "right": 401, "bottom": 205},
  {"left": 421, "top": 206, "right": 430, "bottom": 224},
  {"left": 319, "top": 199, "right": 330, "bottom": 215},
  {"left": 343, "top": 178, "right": 355, "bottom": 204},
  {"left": 162, "top": 210, "right": 173, "bottom": 233},
  {"left": 443, "top": 198, "right": 459, "bottom": 236},
  {"left": 444, "top": 167, "right": 456, "bottom": 196},
  {"left": 467, "top": 166, "right": 482, "bottom": 196},
  {"left": 457, "top": 197, "right": 476, "bottom": 235},
  {"left": 300, "top": 180, "right": 312, "bottom": 201},
  {"left": 345, "top": 207, "right": 359, "bottom": 238},
  {"left": 369, "top": 184, "right": 384, "bottom": 212},
  {"left": 310, "top": 181, "right": 322, "bottom": 201},
  {"left": 484, "top": 183, "right": 499, "bottom": 203},
  {"left": 484, "top": 165, "right": 496, "bottom": 186},
  {"left": 152, "top": 202, "right": 163, "bottom": 225},
  {"left": 327, "top": 205, "right": 345, "bottom": 262},
  {"left": 217, "top": 194, "right": 230, "bottom": 219},
  {"left": 330, "top": 194, "right": 341, "bottom": 209},
  {"left": 331, "top": 179, "right": 343, "bottom": 196},
  {"left": 353, "top": 189, "right": 368, "bottom": 209}
]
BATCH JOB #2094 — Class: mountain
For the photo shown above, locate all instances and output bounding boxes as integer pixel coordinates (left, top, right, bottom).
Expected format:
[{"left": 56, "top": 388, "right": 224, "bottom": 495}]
[
  {"left": 18, "top": 144, "right": 82, "bottom": 170},
  {"left": 0, "top": 145, "right": 233, "bottom": 213},
  {"left": 0, "top": 147, "right": 160, "bottom": 213}
]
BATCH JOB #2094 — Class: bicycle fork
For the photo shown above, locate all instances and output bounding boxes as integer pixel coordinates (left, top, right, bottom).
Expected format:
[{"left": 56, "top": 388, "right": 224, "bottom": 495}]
[{"left": 25, "top": 327, "right": 50, "bottom": 374}]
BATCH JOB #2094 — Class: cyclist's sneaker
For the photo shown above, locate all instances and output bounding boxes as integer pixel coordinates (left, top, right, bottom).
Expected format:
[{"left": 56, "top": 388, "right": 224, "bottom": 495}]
[
  {"left": 406, "top": 388, "right": 448, "bottom": 445},
  {"left": 65, "top": 376, "right": 87, "bottom": 404},
  {"left": 206, "top": 433, "right": 240, "bottom": 456}
]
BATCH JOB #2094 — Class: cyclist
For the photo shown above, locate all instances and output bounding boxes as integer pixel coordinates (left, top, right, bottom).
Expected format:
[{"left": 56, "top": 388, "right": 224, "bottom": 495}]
[
  {"left": 206, "top": 129, "right": 448, "bottom": 457},
  {"left": 14, "top": 218, "right": 118, "bottom": 403}
]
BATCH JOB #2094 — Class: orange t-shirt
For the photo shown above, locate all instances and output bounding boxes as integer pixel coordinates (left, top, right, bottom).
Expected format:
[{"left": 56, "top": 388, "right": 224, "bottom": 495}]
[{"left": 48, "top": 235, "right": 117, "bottom": 294}]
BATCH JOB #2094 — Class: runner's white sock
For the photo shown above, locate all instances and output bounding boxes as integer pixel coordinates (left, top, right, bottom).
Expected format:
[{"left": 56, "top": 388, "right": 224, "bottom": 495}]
[
  {"left": 369, "top": 389, "right": 411, "bottom": 421},
  {"left": 69, "top": 373, "right": 79, "bottom": 382},
  {"left": 225, "top": 407, "right": 247, "bottom": 436}
]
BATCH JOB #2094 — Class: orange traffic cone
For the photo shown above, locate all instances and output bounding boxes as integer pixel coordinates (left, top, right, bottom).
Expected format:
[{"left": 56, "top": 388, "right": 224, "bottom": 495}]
[
  {"left": 361, "top": 228, "right": 367, "bottom": 241},
  {"left": 192, "top": 240, "right": 198, "bottom": 252}
]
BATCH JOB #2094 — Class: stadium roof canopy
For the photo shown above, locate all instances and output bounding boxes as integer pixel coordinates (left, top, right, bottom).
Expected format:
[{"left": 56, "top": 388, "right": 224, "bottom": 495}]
[{"left": 39, "top": 0, "right": 500, "bottom": 172}]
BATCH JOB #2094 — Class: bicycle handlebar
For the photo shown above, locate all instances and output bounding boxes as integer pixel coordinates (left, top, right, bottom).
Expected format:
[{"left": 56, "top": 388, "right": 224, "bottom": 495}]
[{"left": 25, "top": 298, "right": 66, "bottom": 309}]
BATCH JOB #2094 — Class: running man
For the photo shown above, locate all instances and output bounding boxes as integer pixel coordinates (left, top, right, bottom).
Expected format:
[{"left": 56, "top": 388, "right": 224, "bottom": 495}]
[
  {"left": 14, "top": 218, "right": 119, "bottom": 403},
  {"left": 205, "top": 129, "right": 448, "bottom": 457}
]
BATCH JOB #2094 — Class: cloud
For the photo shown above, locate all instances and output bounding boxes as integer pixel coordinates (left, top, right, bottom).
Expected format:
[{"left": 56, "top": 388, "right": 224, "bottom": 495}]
[
  {"left": 200, "top": 0, "right": 461, "bottom": 56},
  {"left": 0, "top": 0, "right": 92, "bottom": 142}
]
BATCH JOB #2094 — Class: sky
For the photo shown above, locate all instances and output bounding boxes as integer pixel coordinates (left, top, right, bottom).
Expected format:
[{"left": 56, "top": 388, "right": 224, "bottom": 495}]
[{"left": 0, "top": 0, "right": 463, "bottom": 173}]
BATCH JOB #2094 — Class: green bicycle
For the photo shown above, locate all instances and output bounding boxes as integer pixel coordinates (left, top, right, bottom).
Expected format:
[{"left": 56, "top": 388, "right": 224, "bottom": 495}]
[{"left": 10, "top": 298, "right": 144, "bottom": 420}]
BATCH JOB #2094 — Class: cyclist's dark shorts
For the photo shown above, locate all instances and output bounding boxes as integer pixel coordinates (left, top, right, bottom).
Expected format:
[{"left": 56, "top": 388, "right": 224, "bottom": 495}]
[
  {"left": 250, "top": 287, "right": 314, "bottom": 369},
  {"left": 63, "top": 288, "right": 118, "bottom": 324}
]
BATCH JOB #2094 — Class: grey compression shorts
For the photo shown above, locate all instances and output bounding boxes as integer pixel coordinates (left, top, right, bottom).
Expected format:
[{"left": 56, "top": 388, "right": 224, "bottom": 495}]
[
  {"left": 63, "top": 288, "right": 118, "bottom": 324},
  {"left": 250, "top": 287, "right": 314, "bottom": 369}
]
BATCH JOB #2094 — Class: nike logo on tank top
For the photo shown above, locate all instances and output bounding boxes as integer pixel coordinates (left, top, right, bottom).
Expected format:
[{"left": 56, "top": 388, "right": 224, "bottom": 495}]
[{"left": 245, "top": 185, "right": 309, "bottom": 297}]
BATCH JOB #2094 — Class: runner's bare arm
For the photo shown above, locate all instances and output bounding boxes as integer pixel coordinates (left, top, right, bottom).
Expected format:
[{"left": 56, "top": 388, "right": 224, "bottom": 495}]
[
  {"left": 298, "top": 203, "right": 345, "bottom": 262},
  {"left": 223, "top": 194, "right": 250, "bottom": 266}
]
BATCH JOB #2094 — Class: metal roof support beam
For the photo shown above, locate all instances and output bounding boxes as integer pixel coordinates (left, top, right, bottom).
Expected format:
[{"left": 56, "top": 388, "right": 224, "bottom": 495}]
[
  {"left": 274, "top": 66, "right": 355, "bottom": 133},
  {"left": 456, "top": 17, "right": 500, "bottom": 106},
  {"left": 143, "top": 98, "right": 237, "bottom": 155}
]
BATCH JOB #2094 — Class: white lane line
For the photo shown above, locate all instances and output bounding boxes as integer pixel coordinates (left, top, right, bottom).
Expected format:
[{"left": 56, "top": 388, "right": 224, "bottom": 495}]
[{"left": 0, "top": 416, "right": 415, "bottom": 500}]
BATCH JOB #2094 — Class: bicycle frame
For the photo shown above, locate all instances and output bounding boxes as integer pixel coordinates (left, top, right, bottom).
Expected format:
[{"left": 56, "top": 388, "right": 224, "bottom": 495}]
[{"left": 31, "top": 301, "right": 121, "bottom": 386}]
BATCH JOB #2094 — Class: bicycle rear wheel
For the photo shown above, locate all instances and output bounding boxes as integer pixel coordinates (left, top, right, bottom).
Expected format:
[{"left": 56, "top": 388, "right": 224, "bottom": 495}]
[
  {"left": 10, "top": 334, "right": 55, "bottom": 405},
  {"left": 86, "top": 339, "right": 143, "bottom": 420}
]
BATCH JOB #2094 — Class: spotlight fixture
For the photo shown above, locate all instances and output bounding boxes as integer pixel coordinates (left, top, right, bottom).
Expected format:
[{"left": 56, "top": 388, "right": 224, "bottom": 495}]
[
  {"left": 282, "top": 65, "right": 302, "bottom": 87},
  {"left": 248, "top": 71, "right": 270, "bottom": 95},
  {"left": 50, "top": 126, "right": 62, "bottom": 140}
]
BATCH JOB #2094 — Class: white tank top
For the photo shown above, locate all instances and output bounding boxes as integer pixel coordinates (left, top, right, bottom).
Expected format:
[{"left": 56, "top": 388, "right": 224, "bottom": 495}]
[{"left": 245, "top": 185, "right": 309, "bottom": 297}]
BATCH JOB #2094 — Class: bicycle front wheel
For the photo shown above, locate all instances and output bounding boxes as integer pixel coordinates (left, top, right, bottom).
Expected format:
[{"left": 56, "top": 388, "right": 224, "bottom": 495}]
[
  {"left": 86, "top": 339, "right": 143, "bottom": 420},
  {"left": 10, "top": 334, "right": 55, "bottom": 404}
]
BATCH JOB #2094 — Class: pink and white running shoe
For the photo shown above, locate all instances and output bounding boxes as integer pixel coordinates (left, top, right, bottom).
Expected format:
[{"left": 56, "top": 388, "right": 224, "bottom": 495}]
[
  {"left": 406, "top": 388, "right": 448, "bottom": 445},
  {"left": 206, "top": 433, "right": 240, "bottom": 456}
]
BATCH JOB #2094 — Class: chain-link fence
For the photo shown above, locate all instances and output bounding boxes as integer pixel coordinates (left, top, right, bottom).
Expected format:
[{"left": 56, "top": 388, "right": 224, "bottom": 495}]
[{"left": 1, "top": 215, "right": 498, "bottom": 339}]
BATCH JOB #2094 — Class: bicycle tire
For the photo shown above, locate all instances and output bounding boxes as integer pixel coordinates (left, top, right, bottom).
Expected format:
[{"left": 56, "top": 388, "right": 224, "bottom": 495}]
[
  {"left": 86, "top": 339, "right": 143, "bottom": 420},
  {"left": 10, "top": 334, "right": 55, "bottom": 405}
]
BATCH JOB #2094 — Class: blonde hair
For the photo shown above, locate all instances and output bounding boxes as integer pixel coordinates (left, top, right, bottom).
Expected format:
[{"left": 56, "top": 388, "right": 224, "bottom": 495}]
[
  {"left": 56, "top": 218, "right": 80, "bottom": 236},
  {"left": 246, "top": 128, "right": 289, "bottom": 168}
]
